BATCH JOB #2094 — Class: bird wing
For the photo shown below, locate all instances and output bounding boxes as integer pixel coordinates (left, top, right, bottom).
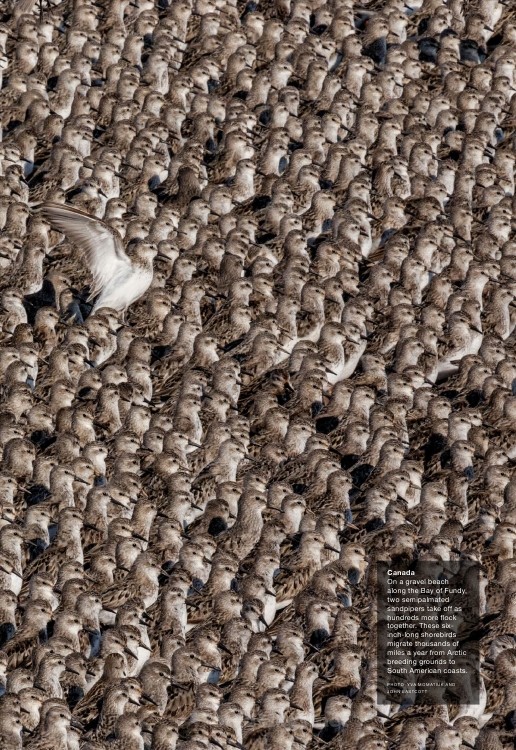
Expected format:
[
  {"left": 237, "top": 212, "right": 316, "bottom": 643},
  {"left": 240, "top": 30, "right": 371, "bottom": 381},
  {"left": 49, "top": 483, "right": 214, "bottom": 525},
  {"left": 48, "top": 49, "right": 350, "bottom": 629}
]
[
  {"left": 37, "top": 203, "right": 131, "bottom": 301},
  {"left": 14, "top": 0, "right": 37, "bottom": 12}
]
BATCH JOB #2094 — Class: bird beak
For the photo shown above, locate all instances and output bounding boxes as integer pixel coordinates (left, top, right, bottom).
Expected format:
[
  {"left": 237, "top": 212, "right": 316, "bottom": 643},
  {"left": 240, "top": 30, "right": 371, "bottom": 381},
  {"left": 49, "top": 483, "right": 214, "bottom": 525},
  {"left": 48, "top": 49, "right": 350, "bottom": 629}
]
[
  {"left": 141, "top": 693, "right": 159, "bottom": 706},
  {"left": 169, "top": 680, "right": 189, "bottom": 691},
  {"left": 110, "top": 497, "right": 128, "bottom": 508}
]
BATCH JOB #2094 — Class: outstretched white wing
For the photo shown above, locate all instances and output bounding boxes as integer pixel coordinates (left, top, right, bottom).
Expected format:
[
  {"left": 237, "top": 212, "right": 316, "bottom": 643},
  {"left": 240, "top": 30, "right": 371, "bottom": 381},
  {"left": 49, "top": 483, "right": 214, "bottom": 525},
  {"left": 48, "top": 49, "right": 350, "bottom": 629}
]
[{"left": 37, "top": 202, "right": 131, "bottom": 301}]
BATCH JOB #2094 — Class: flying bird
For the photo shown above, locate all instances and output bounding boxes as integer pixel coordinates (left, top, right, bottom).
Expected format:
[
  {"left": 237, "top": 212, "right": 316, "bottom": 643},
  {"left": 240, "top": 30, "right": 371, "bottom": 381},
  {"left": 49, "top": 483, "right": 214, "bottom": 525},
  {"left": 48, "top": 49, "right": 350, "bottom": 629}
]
[{"left": 36, "top": 203, "right": 160, "bottom": 315}]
